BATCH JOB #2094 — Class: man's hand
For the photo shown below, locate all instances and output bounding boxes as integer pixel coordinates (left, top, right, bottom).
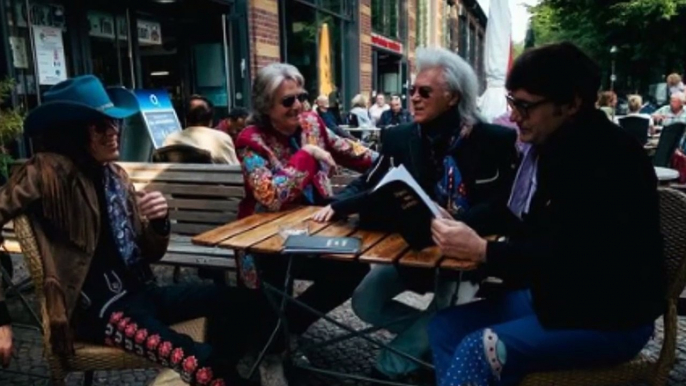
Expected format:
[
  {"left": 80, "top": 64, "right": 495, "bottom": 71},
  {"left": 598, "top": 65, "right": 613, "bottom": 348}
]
[
  {"left": 431, "top": 218, "right": 487, "bottom": 263},
  {"left": 0, "top": 325, "right": 13, "bottom": 368},
  {"left": 433, "top": 202, "right": 452, "bottom": 220},
  {"left": 313, "top": 205, "right": 336, "bottom": 223},
  {"left": 136, "top": 191, "right": 169, "bottom": 220}
]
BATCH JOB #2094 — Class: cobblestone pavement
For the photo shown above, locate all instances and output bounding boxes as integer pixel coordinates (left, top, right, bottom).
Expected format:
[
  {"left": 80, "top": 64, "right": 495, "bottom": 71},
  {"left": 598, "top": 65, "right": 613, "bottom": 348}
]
[{"left": 1, "top": 256, "right": 686, "bottom": 386}]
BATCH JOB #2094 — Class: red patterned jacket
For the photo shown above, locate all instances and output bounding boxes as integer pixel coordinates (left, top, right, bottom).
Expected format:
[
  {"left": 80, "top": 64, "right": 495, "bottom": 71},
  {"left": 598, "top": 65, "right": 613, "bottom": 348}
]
[{"left": 235, "top": 111, "right": 375, "bottom": 218}]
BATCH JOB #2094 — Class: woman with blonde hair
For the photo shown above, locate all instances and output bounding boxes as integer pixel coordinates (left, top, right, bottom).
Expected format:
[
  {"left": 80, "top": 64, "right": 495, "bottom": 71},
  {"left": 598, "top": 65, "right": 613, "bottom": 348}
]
[
  {"left": 615, "top": 94, "right": 654, "bottom": 133},
  {"left": 597, "top": 90, "right": 617, "bottom": 120},
  {"left": 348, "top": 94, "right": 372, "bottom": 127},
  {"left": 667, "top": 73, "right": 685, "bottom": 96}
]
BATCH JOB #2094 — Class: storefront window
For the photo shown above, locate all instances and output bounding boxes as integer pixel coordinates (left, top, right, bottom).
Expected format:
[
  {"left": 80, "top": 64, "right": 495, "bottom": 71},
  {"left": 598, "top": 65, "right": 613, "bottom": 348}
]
[
  {"left": 468, "top": 24, "right": 476, "bottom": 67},
  {"left": 371, "top": 0, "right": 399, "bottom": 40},
  {"left": 283, "top": 2, "right": 317, "bottom": 96},
  {"left": 87, "top": 10, "right": 132, "bottom": 87},
  {"left": 459, "top": 14, "right": 468, "bottom": 60},
  {"left": 320, "top": 0, "right": 343, "bottom": 13}
]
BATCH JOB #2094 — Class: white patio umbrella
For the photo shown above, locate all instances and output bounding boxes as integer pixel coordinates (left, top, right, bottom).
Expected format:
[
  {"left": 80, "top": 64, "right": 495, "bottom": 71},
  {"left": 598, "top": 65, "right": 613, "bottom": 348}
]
[{"left": 478, "top": 0, "right": 512, "bottom": 122}]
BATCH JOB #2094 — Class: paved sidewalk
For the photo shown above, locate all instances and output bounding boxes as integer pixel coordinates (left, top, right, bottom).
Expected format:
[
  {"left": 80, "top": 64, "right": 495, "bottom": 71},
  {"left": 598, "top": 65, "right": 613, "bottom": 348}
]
[{"left": 1, "top": 257, "right": 685, "bottom": 386}]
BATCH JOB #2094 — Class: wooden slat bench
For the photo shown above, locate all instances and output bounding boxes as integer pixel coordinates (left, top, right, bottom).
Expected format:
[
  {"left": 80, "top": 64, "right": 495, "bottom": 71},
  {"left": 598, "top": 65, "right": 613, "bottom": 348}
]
[{"left": 2, "top": 162, "right": 245, "bottom": 273}]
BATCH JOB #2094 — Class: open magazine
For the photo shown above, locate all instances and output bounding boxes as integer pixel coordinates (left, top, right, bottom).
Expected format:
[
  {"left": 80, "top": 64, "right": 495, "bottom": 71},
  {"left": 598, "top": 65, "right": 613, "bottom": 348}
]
[{"left": 369, "top": 164, "right": 440, "bottom": 250}]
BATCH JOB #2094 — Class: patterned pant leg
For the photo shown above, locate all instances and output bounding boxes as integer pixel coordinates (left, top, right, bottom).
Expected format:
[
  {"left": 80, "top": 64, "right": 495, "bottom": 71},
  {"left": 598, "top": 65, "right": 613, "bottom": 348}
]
[
  {"left": 104, "top": 310, "right": 227, "bottom": 386},
  {"left": 439, "top": 328, "right": 506, "bottom": 386}
]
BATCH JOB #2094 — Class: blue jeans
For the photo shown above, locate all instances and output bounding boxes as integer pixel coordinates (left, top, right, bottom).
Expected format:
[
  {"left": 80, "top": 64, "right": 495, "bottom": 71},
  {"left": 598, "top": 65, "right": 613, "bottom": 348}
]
[
  {"left": 428, "top": 290, "right": 653, "bottom": 386},
  {"left": 351, "top": 264, "right": 456, "bottom": 377}
]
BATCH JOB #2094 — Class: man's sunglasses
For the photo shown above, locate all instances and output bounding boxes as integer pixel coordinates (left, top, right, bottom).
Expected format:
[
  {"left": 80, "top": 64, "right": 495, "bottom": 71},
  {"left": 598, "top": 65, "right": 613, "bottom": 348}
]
[
  {"left": 506, "top": 94, "right": 551, "bottom": 119},
  {"left": 282, "top": 92, "right": 309, "bottom": 108},
  {"left": 409, "top": 85, "right": 433, "bottom": 99}
]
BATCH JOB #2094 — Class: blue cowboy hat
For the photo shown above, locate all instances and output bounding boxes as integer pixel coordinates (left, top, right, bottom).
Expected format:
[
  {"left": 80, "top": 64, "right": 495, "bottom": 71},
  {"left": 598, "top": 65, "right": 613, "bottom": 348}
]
[{"left": 24, "top": 75, "right": 140, "bottom": 136}]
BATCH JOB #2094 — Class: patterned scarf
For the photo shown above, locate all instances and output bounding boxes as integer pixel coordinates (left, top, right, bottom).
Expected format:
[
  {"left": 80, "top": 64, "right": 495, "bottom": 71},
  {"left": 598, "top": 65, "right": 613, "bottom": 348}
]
[
  {"left": 433, "top": 133, "right": 470, "bottom": 217},
  {"left": 103, "top": 166, "right": 141, "bottom": 267}
]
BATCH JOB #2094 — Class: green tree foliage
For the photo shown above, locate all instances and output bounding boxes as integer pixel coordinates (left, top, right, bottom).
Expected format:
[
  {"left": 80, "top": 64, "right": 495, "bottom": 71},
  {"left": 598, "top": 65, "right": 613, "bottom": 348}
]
[
  {"left": 0, "top": 78, "right": 24, "bottom": 179},
  {"left": 529, "top": 0, "right": 686, "bottom": 94}
]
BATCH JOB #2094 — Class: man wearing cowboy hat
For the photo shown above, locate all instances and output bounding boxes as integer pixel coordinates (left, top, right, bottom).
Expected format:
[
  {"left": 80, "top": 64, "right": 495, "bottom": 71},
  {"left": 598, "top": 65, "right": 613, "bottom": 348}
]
[{"left": 0, "top": 75, "right": 262, "bottom": 385}]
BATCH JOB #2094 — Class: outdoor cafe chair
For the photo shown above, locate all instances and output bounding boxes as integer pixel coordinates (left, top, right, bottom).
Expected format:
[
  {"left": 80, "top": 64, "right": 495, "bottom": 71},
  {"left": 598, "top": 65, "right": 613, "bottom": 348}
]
[
  {"left": 653, "top": 123, "right": 686, "bottom": 168},
  {"left": 618, "top": 115, "right": 650, "bottom": 146},
  {"left": 12, "top": 215, "right": 207, "bottom": 386},
  {"left": 521, "top": 187, "right": 686, "bottom": 386}
]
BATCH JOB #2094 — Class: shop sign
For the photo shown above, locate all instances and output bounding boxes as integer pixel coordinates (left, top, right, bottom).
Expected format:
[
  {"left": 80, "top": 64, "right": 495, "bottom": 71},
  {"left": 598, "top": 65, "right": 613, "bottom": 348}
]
[
  {"left": 87, "top": 12, "right": 162, "bottom": 45},
  {"left": 33, "top": 25, "right": 68, "bottom": 85},
  {"left": 371, "top": 33, "right": 403, "bottom": 54},
  {"left": 134, "top": 90, "right": 181, "bottom": 149},
  {"left": 9, "top": 36, "right": 29, "bottom": 69},
  {"left": 14, "top": 3, "right": 66, "bottom": 31}
]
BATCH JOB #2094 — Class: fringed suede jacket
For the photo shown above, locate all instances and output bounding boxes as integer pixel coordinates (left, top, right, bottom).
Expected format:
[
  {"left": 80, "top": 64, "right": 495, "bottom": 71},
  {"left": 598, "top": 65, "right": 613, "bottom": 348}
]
[{"left": 0, "top": 153, "right": 169, "bottom": 354}]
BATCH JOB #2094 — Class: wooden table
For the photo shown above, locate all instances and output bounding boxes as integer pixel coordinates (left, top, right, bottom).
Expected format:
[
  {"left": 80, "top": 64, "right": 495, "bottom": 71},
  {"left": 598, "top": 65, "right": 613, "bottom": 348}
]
[
  {"left": 193, "top": 206, "right": 474, "bottom": 384},
  {"left": 192, "top": 206, "right": 476, "bottom": 271}
]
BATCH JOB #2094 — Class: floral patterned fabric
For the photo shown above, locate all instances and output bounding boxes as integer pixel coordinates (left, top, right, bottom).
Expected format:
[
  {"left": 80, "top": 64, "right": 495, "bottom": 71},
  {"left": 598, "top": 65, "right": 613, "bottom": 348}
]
[
  {"left": 235, "top": 111, "right": 376, "bottom": 218},
  {"left": 103, "top": 166, "right": 141, "bottom": 267}
]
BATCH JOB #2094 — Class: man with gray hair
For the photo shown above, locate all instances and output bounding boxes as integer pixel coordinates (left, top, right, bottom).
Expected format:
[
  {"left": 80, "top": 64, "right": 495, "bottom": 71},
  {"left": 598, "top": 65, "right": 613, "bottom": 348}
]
[
  {"left": 652, "top": 91, "right": 686, "bottom": 126},
  {"left": 312, "top": 47, "right": 519, "bottom": 380}
]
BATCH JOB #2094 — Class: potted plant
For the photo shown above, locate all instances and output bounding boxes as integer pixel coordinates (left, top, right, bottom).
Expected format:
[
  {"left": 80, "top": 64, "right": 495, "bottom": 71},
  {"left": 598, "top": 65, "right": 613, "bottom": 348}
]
[
  {"left": 0, "top": 78, "right": 24, "bottom": 181},
  {"left": 0, "top": 78, "right": 24, "bottom": 286}
]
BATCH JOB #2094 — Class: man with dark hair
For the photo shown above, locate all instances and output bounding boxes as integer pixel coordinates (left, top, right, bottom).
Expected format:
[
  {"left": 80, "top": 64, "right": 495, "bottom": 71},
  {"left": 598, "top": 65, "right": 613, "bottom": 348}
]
[
  {"left": 428, "top": 42, "right": 664, "bottom": 385},
  {"left": 164, "top": 95, "right": 238, "bottom": 164},
  {"left": 215, "top": 107, "right": 249, "bottom": 143},
  {"left": 377, "top": 95, "right": 412, "bottom": 128}
]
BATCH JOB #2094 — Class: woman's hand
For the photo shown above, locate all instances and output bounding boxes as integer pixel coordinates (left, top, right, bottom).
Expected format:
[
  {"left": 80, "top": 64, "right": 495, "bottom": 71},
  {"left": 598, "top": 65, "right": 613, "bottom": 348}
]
[
  {"left": 313, "top": 205, "right": 336, "bottom": 222},
  {"left": 431, "top": 219, "right": 487, "bottom": 263},
  {"left": 302, "top": 145, "right": 337, "bottom": 169},
  {"left": 136, "top": 191, "right": 169, "bottom": 220}
]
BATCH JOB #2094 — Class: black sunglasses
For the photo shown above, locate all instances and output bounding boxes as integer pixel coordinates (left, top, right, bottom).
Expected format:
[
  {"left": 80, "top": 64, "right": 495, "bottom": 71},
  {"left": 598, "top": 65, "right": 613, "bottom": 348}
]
[
  {"left": 281, "top": 92, "right": 309, "bottom": 108},
  {"left": 92, "top": 119, "right": 121, "bottom": 134},
  {"left": 409, "top": 85, "right": 433, "bottom": 99},
  {"left": 506, "top": 94, "right": 551, "bottom": 119}
]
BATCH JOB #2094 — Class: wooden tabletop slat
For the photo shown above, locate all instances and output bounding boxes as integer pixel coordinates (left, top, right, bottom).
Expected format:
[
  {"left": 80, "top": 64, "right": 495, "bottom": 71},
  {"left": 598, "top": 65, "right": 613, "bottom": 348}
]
[
  {"left": 192, "top": 209, "right": 295, "bottom": 246},
  {"left": 359, "top": 233, "right": 409, "bottom": 264},
  {"left": 439, "top": 258, "right": 478, "bottom": 271},
  {"left": 220, "top": 206, "right": 321, "bottom": 249},
  {"left": 398, "top": 246, "right": 443, "bottom": 268},
  {"left": 313, "top": 219, "right": 358, "bottom": 237},
  {"left": 250, "top": 219, "right": 331, "bottom": 254},
  {"left": 323, "top": 229, "right": 388, "bottom": 261}
]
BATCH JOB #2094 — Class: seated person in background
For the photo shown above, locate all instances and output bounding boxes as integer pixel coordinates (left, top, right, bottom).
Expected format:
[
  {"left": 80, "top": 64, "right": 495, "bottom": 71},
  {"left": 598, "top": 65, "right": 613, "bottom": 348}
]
[
  {"left": 215, "top": 107, "right": 248, "bottom": 143},
  {"left": 348, "top": 94, "right": 373, "bottom": 128},
  {"left": 313, "top": 47, "right": 518, "bottom": 380},
  {"left": 596, "top": 90, "right": 616, "bottom": 120},
  {"left": 164, "top": 95, "right": 238, "bottom": 165},
  {"left": 369, "top": 93, "right": 390, "bottom": 125},
  {"left": 616, "top": 94, "right": 655, "bottom": 133},
  {"left": 377, "top": 95, "right": 412, "bottom": 129},
  {"left": 0, "top": 76, "right": 262, "bottom": 385},
  {"left": 315, "top": 94, "right": 356, "bottom": 140},
  {"left": 652, "top": 92, "right": 686, "bottom": 126},
  {"left": 428, "top": 42, "right": 663, "bottom": 386}
]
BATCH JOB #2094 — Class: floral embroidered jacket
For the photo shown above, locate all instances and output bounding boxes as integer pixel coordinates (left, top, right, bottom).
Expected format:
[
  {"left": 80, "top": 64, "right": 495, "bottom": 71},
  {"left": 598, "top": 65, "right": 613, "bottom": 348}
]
[{"left": 235, "top": 111, "right": 375, "bottom": 218}]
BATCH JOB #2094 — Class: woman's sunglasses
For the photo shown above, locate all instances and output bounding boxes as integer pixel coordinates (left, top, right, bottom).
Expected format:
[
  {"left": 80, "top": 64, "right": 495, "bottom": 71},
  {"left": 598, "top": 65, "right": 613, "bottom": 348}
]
[
  {"left": 409, "top": 85, "right": 433, "bottom": 99},
  {"left": 92, "top": 119, "right": 121, "bottom": 134},
  {"left": 281, "top": 92, "right": 309, "bottom": 108}
]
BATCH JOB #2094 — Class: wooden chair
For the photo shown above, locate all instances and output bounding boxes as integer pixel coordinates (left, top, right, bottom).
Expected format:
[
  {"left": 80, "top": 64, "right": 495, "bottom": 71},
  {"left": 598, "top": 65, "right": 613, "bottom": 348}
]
[
  {"left": 521, "top": 187, "right": 686, "bottom": 386},
  {"left": 13, "top": 215, "right": 207, "bottom": 386}
]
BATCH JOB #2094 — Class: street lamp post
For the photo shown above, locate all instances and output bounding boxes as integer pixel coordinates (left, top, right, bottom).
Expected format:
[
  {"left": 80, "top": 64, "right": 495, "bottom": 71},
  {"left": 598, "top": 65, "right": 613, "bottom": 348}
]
[{"left": 610, "top": 45, "right": 618, "bottom": 91}]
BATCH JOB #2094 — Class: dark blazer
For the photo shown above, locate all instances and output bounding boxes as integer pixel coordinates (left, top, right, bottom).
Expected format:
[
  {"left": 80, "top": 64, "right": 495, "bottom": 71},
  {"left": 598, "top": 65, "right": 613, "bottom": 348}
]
[
  {"left": 377, "top": 108, "right": 413, "bottom": 128},
  {"left": 485, "top": 110, "right": 665, "bottom": 330},
  {"left": 332, "top": 120, "right": 519, "bottom": 236}
]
